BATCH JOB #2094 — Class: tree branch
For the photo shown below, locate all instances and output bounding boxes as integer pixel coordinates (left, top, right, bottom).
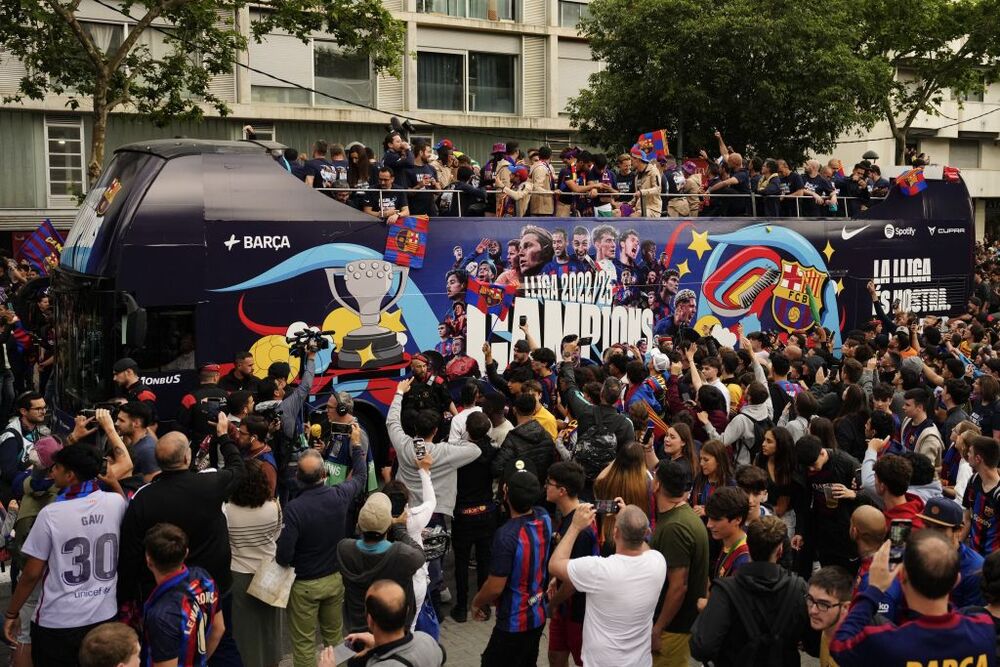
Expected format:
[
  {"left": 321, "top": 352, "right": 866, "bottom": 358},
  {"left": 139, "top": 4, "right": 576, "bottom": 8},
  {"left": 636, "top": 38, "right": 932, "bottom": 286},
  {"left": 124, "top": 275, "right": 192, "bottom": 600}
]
[{"left": 45, "top": 0, "right": 105, "bottom": 71}]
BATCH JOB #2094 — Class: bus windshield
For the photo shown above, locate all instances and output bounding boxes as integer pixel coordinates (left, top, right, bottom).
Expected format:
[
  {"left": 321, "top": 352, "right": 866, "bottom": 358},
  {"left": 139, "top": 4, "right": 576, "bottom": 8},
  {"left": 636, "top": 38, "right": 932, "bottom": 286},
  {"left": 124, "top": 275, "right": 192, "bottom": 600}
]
[{"left": 51, "top": 272, "right": 115, "bottom": 414}]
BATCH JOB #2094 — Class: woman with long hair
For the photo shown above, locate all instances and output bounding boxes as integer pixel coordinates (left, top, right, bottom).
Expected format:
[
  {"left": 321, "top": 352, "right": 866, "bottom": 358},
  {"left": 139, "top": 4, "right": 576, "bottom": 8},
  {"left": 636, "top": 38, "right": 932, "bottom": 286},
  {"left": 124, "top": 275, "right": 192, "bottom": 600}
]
[
  {"left": 594, "top": 442, "right": 653, "bottom": 551},
  {"left": 834, "top": 384, "right": 870, "bottom": 460},
  {"left": 778, "top": 390, "right": 818, "bottom": 443},
  {"left": 664, "top": 359, "right": 728, "bottom": 443},
  {"left": 942, "top": 419, "right": 980, "bottom": 500},
  {"left": 347, "top": 143, "right": 371, "bottom": 189},
  {"left": 662, "top": 422, "right": 698, "bottom": 482},
  {"left": 692, "top": 439, "right": 734, "bottom": 518},
  {"left": 223, "top": 460, "right": 283, "bottom": 667},
  {"left": 754, "top": 427, "right": 801, "bottom": 530},
  {"left": 809, "top": 417, "right": 838, "bottom": 451}
]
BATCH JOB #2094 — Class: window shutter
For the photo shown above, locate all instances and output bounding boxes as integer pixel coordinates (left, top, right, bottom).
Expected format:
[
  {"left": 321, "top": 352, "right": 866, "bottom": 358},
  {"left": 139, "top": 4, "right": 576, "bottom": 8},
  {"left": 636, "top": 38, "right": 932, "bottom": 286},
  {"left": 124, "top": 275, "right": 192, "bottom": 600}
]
[
  {"left": 0, "top": 50, "right": 27, "bottom": 96},
  {"left": 521, "top": 36, "right": 545, "bottom": 117},
  {"left": 378, "top": 67, "right": 404, "bottom": 110},
  {"left": 249, "top": 33, "right": 313, "bottom": 89},
  {"left": 522, "top": 0, "right": 546, "bottom": 25},
  {"left": 207, "top": 9, "right": 237, "bottom": 101}
]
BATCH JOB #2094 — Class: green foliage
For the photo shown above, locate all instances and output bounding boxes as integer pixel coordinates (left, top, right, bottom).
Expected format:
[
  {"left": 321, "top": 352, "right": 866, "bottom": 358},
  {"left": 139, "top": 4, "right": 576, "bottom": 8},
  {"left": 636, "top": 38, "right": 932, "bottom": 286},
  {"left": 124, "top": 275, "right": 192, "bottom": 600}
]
[
  {"left": 571, "top": 0, "right": 1000, "bottom": 163},
  {"left": 859, "top": 0, "right": 1000, "bottom": 159},
  {"left": 571, "top": 0, "right": 888, "bottom": 162},
  {"left": 0, "top": 0, "right": 405, "bottom": 182}
]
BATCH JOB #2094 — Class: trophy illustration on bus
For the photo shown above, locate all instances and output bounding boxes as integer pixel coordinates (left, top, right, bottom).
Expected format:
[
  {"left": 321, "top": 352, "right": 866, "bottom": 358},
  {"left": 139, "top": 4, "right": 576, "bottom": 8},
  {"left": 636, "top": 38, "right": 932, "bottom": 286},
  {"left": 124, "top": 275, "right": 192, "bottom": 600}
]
[{"left": 326, "top": 261, "right": 409, "bottom": 369}]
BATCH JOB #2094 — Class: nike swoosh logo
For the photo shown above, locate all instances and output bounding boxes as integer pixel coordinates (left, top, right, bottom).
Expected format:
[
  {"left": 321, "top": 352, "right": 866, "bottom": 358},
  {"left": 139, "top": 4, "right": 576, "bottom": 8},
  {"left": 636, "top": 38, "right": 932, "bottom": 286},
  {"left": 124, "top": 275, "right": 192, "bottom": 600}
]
[{"left": 841, "top": 225, "right": 870, "bottom": 240}]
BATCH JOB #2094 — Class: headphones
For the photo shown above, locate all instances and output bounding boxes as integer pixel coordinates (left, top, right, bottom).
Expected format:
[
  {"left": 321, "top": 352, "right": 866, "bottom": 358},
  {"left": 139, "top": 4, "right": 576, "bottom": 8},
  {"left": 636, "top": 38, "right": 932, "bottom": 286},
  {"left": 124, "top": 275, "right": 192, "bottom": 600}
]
[{"left": 331, "top": 392, "right": 352, "bottom": 416}]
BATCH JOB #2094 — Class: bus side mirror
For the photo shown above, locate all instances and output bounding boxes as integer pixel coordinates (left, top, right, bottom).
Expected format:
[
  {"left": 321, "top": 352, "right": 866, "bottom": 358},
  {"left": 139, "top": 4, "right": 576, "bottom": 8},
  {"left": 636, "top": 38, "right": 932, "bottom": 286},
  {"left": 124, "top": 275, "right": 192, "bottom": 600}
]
[{"left": 126, "top": 308, "right": 147, "bottom": 348}]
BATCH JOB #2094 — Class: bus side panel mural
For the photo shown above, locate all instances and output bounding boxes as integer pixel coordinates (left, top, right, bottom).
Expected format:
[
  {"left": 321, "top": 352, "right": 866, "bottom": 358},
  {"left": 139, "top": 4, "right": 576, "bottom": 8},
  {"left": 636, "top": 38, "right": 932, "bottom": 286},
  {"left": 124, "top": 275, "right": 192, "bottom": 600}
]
[{"left": 202, "top": 217, "right": 971, "bottom": 410}]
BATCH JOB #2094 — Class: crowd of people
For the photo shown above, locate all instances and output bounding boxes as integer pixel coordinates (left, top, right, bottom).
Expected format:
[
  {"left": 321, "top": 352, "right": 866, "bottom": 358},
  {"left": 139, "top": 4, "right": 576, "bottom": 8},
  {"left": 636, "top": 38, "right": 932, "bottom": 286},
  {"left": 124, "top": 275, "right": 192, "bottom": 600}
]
[
  {"left": 0, "top": 239, "right": 998, "bottom": 667},
  {"left": 272, "top": 129, "right": 898, "bottom": 221}
]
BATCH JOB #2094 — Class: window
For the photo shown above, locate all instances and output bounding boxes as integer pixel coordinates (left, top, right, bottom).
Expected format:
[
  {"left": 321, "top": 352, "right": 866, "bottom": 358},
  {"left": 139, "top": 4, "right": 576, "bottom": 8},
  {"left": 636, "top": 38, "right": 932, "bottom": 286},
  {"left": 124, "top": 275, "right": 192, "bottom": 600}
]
[
  {"left": 251, "top": 86, "right": 311, "bottom": 104},
  {"left": 81, "top": 21, "right": 124, "bottom": 55},
  {"left": 314, "top": 43, "right": 372, "bottom": 106},
  {"left": 246, "top": 124, "right": 275, "bottom": 141},
  {"left": 418, "top": 51, "right": 516, "bottom": 113},
  {"left": 132, "top": 308, "right": 196, "bottom": 372},
  {"left": 559, "top": 1, "right": 590, "bottom": 27},
  {"left": 950, "top": 139, "right": 981, "bottom": 169},
  {"left": 417, "top": 0, "right": 514, "bottom": 20},
  {"left": 418, "top": 52, "right": 464, "bottom": 110},
  {"left": 469, "top": 53, "right": 515, "bottom": 113},
  {"left": 45, "top": 115, "right": 86, "bottom": 203}
]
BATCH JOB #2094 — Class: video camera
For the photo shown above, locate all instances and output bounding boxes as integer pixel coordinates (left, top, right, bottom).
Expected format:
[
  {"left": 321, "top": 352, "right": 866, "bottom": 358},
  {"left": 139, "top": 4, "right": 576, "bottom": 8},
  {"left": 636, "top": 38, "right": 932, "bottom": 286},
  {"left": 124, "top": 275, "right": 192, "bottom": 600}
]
[
  {"left": 254, "top": 400, "right": 283, "bottom": 428},
  {"left": 285, "top": 328, "right": 335, "bottom": 358},
  {"left": 80, "top": 402, "right": 121, "bottom": 420}
]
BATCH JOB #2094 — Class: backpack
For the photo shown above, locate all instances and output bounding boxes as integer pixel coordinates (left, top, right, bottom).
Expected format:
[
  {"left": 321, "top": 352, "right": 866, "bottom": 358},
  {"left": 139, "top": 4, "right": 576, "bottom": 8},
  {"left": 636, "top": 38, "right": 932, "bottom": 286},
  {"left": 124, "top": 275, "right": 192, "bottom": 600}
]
[
  {"left": 736, "top": 413, "right": 774, "bottom": 464},
  {"left": 715, "top": 576, "right": 802, "bottom": 667},
  {"left": 573, "top": 414, "right": 617, "bottom": 481}
]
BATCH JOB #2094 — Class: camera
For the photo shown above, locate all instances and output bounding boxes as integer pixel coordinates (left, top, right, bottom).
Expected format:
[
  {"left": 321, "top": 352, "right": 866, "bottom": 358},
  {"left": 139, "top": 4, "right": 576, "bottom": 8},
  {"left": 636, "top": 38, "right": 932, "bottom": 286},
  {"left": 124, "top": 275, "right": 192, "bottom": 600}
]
[
  {"left": 285, "top": 328, "right": 335, "bottom": 358},
  {"left": 80, "top": 402, "right": 121, "bottom": 421},
  {"left": 203, "top": 397, "right": 225, "bottom": 421},
  {"left": 254, "top": 400, "right": 283, "bottom": 427}
]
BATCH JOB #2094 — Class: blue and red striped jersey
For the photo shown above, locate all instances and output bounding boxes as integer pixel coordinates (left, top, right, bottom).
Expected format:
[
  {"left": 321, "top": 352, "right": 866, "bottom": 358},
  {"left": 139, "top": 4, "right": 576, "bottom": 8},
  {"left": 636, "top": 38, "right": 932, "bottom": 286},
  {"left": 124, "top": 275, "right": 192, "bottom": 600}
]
[
  {"left": 489, "top": 506, "right": 553, "bottom": 632},
  {"left": 143, "top": 566, "right": 220, "bottom": 667},
  {"left": 963, "top": 473, "right": 1000, "bottom": 557},
  {"left": 831, "top": 586, "right": 995, "bottom": 666}
]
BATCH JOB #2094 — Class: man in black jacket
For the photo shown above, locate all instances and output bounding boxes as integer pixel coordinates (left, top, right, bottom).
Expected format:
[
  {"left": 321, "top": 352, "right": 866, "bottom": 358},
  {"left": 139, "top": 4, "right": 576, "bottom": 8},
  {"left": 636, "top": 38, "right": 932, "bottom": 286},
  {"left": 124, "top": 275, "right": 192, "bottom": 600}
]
[
  {"left": 493, "top": 393, "right": 555, "bottom": 483},
  {"left": 558, "top": 341, "right": 635, "bottom": 448},
  {"left": 794, "top": 435, "right": 862, "bottom": 572},
  {"left": 278, "top": 428, "right": 368, "bottom": 667},
  {"left": 690, "top": 516, "right": 813, "bottom": 666},
  {"left": 117, "top": 413, "right": 246, "bottom": 664},
  {"left": 451, "top": 412, "right": 499, "bottom": 623}
]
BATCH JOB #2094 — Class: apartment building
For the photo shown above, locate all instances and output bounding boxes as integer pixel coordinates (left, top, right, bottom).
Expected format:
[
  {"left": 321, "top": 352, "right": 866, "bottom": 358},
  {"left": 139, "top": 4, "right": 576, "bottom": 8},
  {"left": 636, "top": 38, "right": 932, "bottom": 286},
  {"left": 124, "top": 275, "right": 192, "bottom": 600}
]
[
  {"left": 0, "top": 0, "right": 600, "bottom": 233},
  {"left": 817, "top": 76, "right": 1000, "bottom": 240}
]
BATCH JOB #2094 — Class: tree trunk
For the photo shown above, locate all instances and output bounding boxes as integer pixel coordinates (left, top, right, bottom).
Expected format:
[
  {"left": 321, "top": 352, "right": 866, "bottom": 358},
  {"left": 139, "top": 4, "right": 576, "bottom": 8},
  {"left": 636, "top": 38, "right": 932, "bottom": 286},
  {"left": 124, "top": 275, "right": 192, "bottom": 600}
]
[
  {"left": 88, "top": 84, "right": 110, "bottom": 188},
  {"left": 893, "top": 130, "right": 907, "bottom": 165}
]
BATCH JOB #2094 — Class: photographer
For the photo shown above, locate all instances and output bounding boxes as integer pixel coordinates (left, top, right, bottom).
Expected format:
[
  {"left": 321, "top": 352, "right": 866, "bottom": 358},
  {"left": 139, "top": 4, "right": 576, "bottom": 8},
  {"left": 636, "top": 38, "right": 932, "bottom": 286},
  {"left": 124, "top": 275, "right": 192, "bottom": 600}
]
[{"left": 309, "top": 391, "right": 378, "bottom": 490}]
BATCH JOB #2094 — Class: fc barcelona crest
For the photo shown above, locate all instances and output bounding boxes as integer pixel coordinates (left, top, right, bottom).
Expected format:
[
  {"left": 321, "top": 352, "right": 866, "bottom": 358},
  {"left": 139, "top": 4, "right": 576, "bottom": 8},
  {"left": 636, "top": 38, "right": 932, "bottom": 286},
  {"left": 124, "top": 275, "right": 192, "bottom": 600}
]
[
  {"left": 477, "top": 283, "right": 503, "bottom": 308},
  {"left": 771, "top": 260, "right": 827, "bottom": 333}
]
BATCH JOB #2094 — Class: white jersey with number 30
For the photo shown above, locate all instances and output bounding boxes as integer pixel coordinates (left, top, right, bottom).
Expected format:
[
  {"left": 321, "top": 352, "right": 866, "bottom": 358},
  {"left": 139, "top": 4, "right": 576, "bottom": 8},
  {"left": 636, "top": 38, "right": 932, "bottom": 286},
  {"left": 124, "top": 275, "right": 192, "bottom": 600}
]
[{"left": 22, "top": 490, "right": 128, "bottom": 629}]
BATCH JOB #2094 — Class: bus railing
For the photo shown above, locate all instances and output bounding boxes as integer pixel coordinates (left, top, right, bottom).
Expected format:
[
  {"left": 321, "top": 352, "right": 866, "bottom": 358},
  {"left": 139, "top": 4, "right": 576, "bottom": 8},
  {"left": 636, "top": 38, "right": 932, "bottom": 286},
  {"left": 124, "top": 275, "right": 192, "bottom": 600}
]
[{"left": 315, "top": 186, "right": 886, "bottom": 220}]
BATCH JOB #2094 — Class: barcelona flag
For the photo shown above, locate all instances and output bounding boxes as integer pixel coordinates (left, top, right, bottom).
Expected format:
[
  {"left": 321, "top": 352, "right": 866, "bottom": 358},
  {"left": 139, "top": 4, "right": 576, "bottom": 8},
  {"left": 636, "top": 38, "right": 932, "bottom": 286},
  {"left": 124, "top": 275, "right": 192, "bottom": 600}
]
[
  {"left": 635, "top": 130, "right": 669, "bottom": 161},
  {"left": 466, "top": 276, "right": 516, "bottom": 321},
  {"left": 384, "top": 215, "right": 429, "bottom": 268},
  {"left": 18, "top": 219, "right": 64, "bottom": 275},
  {"left": 896, "top": 167, "right": 928, "bottom": 197}
]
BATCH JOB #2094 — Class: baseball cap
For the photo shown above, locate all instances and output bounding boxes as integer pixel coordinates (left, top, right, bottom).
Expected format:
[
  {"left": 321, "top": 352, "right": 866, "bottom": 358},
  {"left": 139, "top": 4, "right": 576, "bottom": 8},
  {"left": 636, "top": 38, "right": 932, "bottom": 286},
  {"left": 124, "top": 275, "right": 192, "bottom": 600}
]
[
  {"left": 506, "top": 466, "right": 540, "bottom": 509},
  {"left": 918, "top": 496, "right": 963, "bottom": 528},
  {"left": 411, "top": 353, "right": 429, "bottom": 365},
  {"left": 491, "top": 142, "right": 507, "bottom": 155},
  {"left": 358, "top": 492, "right": 393, "bottom": 534},
  {"left": 513, "top": 340, "right": 531, "bottom": 353},
  {"left": 434, "top": 139, "right": 454, "bottom": 151},
  {"left": 113, "top": 357, "right": 138, "bottom": 374},
  {"left": 682, "top": 160, "right": 698, "bottom": 175},
  {"left": 651, "top": 351, "right": 670, "bottom": 372}
]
